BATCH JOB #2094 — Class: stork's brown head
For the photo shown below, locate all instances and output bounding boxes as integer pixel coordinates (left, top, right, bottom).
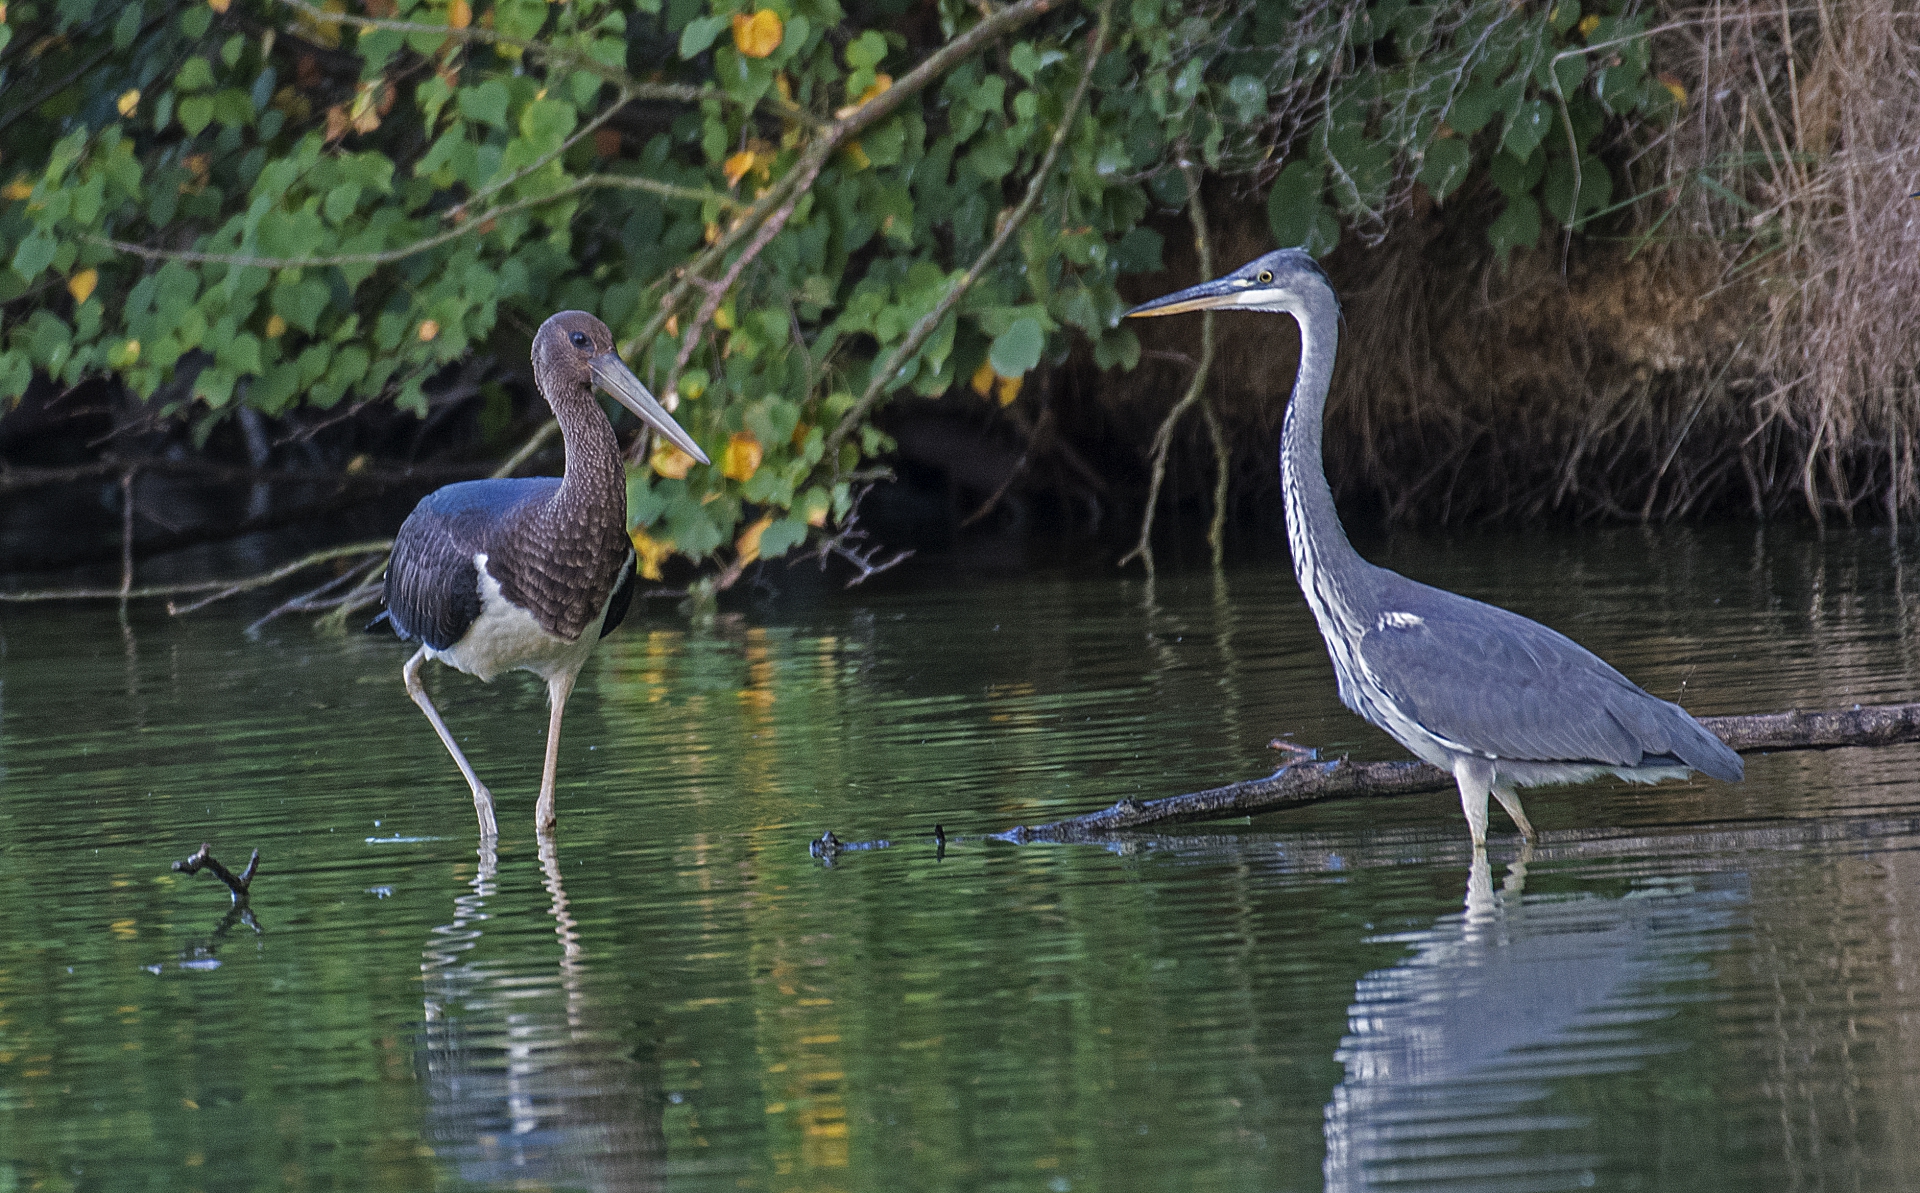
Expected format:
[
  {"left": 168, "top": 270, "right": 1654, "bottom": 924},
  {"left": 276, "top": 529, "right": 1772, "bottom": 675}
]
[{"left": 533, "top": 311, "right": 709, "bottom": 465}]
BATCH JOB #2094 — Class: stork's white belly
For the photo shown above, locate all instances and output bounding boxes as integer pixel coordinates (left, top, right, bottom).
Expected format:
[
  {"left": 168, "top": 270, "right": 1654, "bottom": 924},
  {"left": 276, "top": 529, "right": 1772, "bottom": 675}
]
[{"left": 428, "top": 552, "right": 606, "bottom": 683}]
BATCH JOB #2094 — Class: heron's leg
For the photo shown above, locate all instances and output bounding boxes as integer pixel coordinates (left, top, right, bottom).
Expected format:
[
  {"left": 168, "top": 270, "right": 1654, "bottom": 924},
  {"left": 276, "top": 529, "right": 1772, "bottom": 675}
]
[
  {"left": 1451, "top": 756, "right": 1494, "bottom": 848},
  {"left": 1491, "top": 783, "right": 1536, "bottom": 842},
  {"left": 403, "top": 646, "right": 498, "bottom": 838},
  {"left": 534, "top": 664, "right": 582, "bottom": 832}
]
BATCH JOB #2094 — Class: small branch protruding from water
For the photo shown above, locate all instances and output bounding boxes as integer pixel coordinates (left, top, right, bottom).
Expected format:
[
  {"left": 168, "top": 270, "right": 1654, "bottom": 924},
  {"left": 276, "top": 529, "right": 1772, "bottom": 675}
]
[{"left": 172, "top": 844, "right": 260, "bottom": 904}]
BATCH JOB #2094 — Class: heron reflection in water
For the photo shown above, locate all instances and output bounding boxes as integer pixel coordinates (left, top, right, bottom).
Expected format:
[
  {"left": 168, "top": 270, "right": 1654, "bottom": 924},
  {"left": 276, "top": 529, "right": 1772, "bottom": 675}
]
[
  {"left": 1126, "top": 251, "right": 1742, "bottom": 846},
  {"left": 1323, "top": 851, "right": 1745, "bottom": 1190},
  {"left": 418, "top": 833, "right": 666, "bottom": 1191}
]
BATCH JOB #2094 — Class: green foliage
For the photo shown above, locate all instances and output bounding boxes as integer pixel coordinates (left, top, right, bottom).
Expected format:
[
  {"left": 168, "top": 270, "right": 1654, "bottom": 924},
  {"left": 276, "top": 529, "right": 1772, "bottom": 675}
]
[{"left": 0, "top": 0, "right": 1667, "bottom": 574}]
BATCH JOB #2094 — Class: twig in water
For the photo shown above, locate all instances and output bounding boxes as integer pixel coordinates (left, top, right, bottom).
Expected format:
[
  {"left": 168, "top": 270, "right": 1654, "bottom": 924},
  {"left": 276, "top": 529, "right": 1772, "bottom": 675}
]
[
  {"left": 805, "top": 485, "right": 913, "bottom": 586},
  {"left": 172, "top": 843, "right": 260, "bottom": 905}
]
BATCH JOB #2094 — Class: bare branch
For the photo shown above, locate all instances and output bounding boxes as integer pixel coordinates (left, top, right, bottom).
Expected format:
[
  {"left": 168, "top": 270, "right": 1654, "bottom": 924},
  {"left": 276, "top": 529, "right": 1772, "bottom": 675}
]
[
  {"left": 0, "top": 540, "right": 392, "bottom": 604},
  {"left": 1119, "top": 158, "right": 1216, "bottom": 575},
  {"left": 172, "top": 843, "right": 260, "bottom": 904}
]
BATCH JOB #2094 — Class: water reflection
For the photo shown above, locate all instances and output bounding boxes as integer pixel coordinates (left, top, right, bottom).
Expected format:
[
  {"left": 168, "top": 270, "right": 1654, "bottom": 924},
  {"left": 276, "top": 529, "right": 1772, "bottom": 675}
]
[
  {"left": 418, "top": 836, "right": 666, "bottom": 1191},
  {"left": 1323, "top": 850, "right": 1747, "bottom": 1192}
]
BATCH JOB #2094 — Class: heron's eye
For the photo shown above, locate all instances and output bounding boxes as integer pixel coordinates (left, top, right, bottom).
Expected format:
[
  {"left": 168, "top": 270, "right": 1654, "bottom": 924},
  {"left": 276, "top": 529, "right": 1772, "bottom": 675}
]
[
  {"left": 569, "top": 331, "right": 591, "bottom": 350},
  {"left": 1257, "top": 269, "right": 1274, "bottom": 283}
]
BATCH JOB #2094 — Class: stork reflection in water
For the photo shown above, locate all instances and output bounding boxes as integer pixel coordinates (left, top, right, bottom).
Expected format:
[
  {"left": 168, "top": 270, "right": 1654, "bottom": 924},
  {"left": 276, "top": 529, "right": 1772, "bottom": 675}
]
[
  {"left": 379, "top": 312, "right": 708, "bottom": 837},
  {"left": 1126, "top": 251, "right": 1742, "bottom": 846}
]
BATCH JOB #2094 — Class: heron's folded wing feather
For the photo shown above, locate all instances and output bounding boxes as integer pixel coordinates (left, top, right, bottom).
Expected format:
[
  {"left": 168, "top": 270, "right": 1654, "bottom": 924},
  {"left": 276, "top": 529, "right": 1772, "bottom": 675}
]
[{"left": 1355, "top": 584, "right": 1737, "bottom": 777}]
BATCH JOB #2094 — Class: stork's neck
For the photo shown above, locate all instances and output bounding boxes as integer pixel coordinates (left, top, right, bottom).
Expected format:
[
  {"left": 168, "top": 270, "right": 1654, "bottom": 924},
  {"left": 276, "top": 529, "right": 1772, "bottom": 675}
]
[
  {"left": 550, "top": 386, "right": 626, "bottom": 527},
  {"left": 1280, "top": 287, "right": 1368, "bottom": 620}
]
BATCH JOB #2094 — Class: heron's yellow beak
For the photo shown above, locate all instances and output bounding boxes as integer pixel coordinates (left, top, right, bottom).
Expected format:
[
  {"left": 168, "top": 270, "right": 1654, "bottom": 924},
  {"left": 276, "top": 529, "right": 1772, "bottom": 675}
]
[{"left": 1124, "top": 276, "right": 1270, "bottom": 318}]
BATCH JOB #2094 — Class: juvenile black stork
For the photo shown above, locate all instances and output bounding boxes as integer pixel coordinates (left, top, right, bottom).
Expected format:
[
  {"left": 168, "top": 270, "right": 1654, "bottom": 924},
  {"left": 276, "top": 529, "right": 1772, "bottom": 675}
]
[{"left": 381, "top": 311, "right": 708, "bottom": 837}]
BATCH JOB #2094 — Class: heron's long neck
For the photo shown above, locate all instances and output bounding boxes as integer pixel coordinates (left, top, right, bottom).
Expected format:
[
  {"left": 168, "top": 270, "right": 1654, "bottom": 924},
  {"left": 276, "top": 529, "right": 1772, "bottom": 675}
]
[{"left": 1280, "top": 289, "right": 1367, "bottom": 619}]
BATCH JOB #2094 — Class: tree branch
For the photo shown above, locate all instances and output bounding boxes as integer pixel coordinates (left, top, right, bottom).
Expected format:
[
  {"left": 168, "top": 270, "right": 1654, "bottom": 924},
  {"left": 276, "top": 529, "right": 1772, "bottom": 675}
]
[
  {"left": 1119, "top": 157, "right": 1215, "bottom": 575},
  {"left": 809, "top": 702, "right": 1920, "bottom": 849},
  {"left": 91, "top": 173, "right": 738, "bottom": 270},
  {"left": 0, "top": 540, "right": 392, "bottom": 604},
  {"left": 172, "top": 843, "right": 260, "bottom": 905}
]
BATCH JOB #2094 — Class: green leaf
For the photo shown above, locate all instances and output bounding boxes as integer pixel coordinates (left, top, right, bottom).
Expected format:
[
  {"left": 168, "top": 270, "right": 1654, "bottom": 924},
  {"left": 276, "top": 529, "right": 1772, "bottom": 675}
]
[
  {"left": 757, "top": 517, "right": 809, "bottom": 559},
  {"left": 679, "top": 15, "right": 729, "bottom": 59},
  {"left": 1266, "top": 160, "right": 1339, "bottom": 255},
  {"left": 272, "top": 279, "right": 333, "bottom": 334},
  {"left": 989, "top": 316, "right": 1045, "bottom": 376},
  {"left": 178, "top": 95, "right": 215, "bottom": 136},
  {"left": 458, "top": 80, "right": 512, "bottom": 130},
  {"left": 1501, "top": 99, "right": 1552, "bottom": 160},
  {"left": 1418, "top": 137, "right": 1471, "bottom": 201},
  {"left": 11, "top": 233, "right": 56, "bottom": 280},
  {"left": 845, "top": 30, "right": 887, "bottom": 70},
  {"left": 177, "top": 57, "right": 214, "bottom": 92},
  {"left": 1227, "top": 74, "right": 1266, "bottom": 123},
  {"left": 1488, "top": 194, "right": 1542, "bottom": 261}
]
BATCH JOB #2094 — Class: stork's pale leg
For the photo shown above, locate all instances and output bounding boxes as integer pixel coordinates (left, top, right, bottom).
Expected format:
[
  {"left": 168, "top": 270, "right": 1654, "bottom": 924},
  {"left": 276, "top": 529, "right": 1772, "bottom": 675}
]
[
  {"left": 1452, "top": 755, "right": 1495, "bottom": 848},
  {"left": 404, "top": 646, "right": 498, "bottom": 838},
  {"left": 1491, "top": 783, "right": 1535, "bottom": 842},
  {"left": 535, "top": 664, "right": 582, "bottom": 832}
]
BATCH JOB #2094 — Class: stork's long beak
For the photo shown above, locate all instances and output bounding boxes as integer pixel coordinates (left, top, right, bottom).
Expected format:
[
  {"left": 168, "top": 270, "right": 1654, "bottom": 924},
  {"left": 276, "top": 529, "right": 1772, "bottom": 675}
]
[
  {"left": 1124, "top": 276, "right": 1263, "bottom": 319},
  {"left": 590, "top": 352, "right": 711, "bottom": 465}
]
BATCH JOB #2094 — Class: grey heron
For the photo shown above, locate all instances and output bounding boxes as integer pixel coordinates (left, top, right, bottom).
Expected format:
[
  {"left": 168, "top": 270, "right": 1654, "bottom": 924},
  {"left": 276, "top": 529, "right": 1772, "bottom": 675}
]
[
  {"left": 1125, "top": 249, "right": 1742, "bottom": 846},
  {"left": 380, "top": 311, "right": 709, "bottom": 837}
]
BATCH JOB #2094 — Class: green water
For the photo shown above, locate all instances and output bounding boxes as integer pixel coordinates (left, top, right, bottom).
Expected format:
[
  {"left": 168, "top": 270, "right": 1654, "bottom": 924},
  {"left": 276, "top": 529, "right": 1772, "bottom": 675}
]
[{"left": 2, "top": 524, "right": 1918, "bottom": 1191}]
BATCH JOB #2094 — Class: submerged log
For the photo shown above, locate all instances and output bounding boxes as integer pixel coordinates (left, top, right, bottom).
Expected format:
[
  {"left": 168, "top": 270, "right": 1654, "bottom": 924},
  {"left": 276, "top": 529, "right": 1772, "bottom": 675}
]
[{"left": 994, "top": 701, "right": 1920, "bottom": 843}]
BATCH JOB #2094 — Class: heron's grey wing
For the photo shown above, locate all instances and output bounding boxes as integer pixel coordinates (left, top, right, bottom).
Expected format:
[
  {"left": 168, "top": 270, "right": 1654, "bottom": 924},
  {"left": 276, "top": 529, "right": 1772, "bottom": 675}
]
[{"left": 1354, "top": 581, "right": 1742, "bottom": 780}]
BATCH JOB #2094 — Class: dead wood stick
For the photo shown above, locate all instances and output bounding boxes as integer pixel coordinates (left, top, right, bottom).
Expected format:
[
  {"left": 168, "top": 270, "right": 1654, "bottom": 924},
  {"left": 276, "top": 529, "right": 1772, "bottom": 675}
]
[
  {"left": 986, "top": 700, "right": 1920, "bottom": 842},
  {"left": 172, "top": 843, "right": 260, "bottom": 904}
]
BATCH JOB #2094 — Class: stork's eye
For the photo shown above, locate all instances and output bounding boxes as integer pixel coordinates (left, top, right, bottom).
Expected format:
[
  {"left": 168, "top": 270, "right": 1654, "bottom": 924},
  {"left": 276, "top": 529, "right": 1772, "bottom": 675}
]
[
  {"left": 1257, "top": 269, "right": 1274, "bottom": 283},
  {"left": 569, "top": 331, "right": 591, "bottom": 350}
]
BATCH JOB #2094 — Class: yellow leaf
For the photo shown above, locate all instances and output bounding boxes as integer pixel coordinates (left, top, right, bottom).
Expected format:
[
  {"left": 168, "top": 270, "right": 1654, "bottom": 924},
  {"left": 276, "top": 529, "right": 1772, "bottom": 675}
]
[
  {"left": 629, "top": 526, "right": 675, "bottom": 581},
  {"left": 1658, "top": 73, "right": 1687, "bottom": 106},
  {"left": 651, "top": 441, "right": 697, "bottom": 479},
  {"left": 418, "top": 319, "right": 440, "bottom": 341},
  {"left": 116, "top": 89, "right": 140, "bottom": 117},
  {"left": 804, "top": 493, "right": 829, "bottom": 527},
  {"left": 207, "top": 0, "right": 229, "bottom": 12},
  {"left": 995, "top": 373, "right": 1021, "bottom": 406},
  {"left": 1576, "top": 13, "right": 1599, "bottom": 35},
  {"left": 703, "top": 221, "right": 720, "bottom": 244},
  {"left": 969, "top": 360, "right": 995, "bottom": 397},
  {"left": 721, "top": 430, "right": 763, "bottom": 482},
  {"left": 724, "top": 149, "right": 757, "bottom": 189},
  {"left": 67, "top": 269, "right": 98, "bottom": 304},
  {"left": 713, "top": 302, "right": 734, "bottom": 331},
  {"left": 2, "top": 177, "right": 32, "bottom": 201},
  {"left": 665, "top": 313, "right": 680, "bottom": 337},
  {"left": 840, "top": 141, "right": 870, "bottom": 171},
  {"left": 265, "top": 314, "right": 287, "bottom": 338},
  {"left": 735, "top": 515, "right": 774, "bottom": 564},
  {"left": 449, "top": 0, "right": 471, "bottom": 29},
  {"left": 731, "top": 9, "right": 783, "bottom": 59},
  {"left": 110, "top": 339, "right": 140, "bottom": 367}
]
